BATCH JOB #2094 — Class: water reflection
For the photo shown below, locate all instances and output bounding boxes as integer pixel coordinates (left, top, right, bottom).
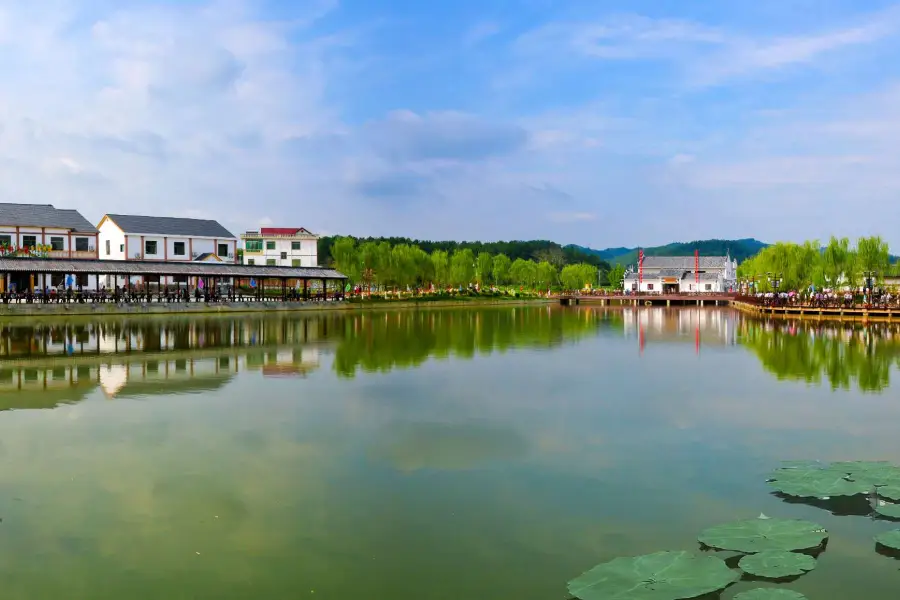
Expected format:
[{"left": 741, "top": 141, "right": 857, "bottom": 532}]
[
  {"left": 2, "top": 307, "right": 900, "bottom": 401},
  {"left": 738, "top": 316, "right": 900, "bottom": 392}
]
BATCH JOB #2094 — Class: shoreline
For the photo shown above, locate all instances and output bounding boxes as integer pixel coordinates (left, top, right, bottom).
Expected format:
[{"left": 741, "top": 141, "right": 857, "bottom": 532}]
[
  {"left": 0, "top": 296, "right": 555, "bottom": 319},
  {"left": 732, "top": 299, "right": 900, "bottom": 323}
]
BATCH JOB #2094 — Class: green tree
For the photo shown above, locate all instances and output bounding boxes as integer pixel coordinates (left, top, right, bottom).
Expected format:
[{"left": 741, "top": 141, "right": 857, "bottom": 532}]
[
  {"left": 605, "top": 264, "right": 625, "bottom": 289},
  {"left": 535, "top": 261, "right": 557, "bottom": 290},
  {"left": 450, "top": 249, "right": 475, "bottom": 286},
  {"left": 822, "top": 236, "right": 851, "bottom": 288},
  {"left": 560, "top": 263, "right": 598, "bottom": 290},
  {"left": 330, "top": 236, "right": 360, "bottom": 284},
  {"left": 492, "top": 254, "right": 511, "bottom": 285},
  {"left": 509, "top": 258, "right": 537, "bottom": 288},
  {"left": 476, "top": 252, "right": 493, "bottom": 286},
  {"left": 856, "top": 235, "right": 890, "bottom": 285},
  {"left": 391, "top": 244, "right": 418, "bottom": 291},
  {"left": 431, "top": 250, "right": 450, "bottom": 289}
]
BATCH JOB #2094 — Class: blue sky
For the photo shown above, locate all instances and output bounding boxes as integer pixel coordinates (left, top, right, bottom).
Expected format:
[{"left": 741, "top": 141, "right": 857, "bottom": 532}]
[{"left": 2, "top": 0, "right": 900, "bottom": 248}]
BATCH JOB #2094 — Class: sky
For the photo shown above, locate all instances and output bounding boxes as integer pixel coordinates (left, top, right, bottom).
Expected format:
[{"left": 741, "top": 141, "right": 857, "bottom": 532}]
[{"left": 2, "top": 0, "right": 900, "bottom": 249}]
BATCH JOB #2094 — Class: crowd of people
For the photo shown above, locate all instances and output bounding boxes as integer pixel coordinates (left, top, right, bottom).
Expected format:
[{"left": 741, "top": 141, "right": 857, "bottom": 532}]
[{"left": 742, "top": 287, "right": 897, "bottom": 309}]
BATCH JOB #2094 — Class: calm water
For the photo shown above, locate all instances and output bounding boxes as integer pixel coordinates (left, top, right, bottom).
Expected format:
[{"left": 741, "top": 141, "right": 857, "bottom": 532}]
[{"left": 1, "top": 306, "right": 899, "bottom": 599}]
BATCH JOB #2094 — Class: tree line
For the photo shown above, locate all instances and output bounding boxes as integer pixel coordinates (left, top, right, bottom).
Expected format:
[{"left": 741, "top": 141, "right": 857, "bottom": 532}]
[
  {"left": 738, "top": 235, "right": 892, "bottom": 291},
  {"left": 326, "top": 236, "right": 604, "bottom": 291}
]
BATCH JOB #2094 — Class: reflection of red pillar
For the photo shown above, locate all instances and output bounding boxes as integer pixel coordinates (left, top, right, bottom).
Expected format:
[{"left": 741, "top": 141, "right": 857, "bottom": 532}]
[
  {"left": 639, "top": 323, "right": 645, "bottom": 355},
  {"left": 695, "top": 326, "right": 700, "bottom": 355}
]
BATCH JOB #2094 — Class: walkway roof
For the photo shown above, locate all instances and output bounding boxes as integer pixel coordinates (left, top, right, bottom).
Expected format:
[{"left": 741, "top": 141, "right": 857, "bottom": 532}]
[{"left": 0, "top": 257, "right": 347, "bottom": 279}]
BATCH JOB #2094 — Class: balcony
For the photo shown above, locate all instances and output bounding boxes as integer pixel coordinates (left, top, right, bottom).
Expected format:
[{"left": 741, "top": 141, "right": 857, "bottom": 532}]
[{"left": 48, "top": 250, "right": 99, "bottom": 259}]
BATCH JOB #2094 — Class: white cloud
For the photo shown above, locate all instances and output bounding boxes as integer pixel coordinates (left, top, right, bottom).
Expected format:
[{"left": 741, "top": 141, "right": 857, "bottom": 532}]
[
  {"left": 515, "top": 7, "right": 900, "bottom": 86},
  {"left": 0, "top": 0, "right": 349, "bottom": 235}
]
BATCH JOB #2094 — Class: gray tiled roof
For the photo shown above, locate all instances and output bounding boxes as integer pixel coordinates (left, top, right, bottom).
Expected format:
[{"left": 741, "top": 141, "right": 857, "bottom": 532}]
[
  {"left": 681, "top": 271, "right": 722, "bottom": 281},
  {"left": 0, "top": 257, "right": 346, "bottom": 279},
  {"left": 105, "top": 214, "right": 236, "bottom": 238},
  {"left": 642, "top": 256, "right": 729, "bottom": 269},
  {"left": 0, "top": 203, "right": 98, "bottom": 233}
]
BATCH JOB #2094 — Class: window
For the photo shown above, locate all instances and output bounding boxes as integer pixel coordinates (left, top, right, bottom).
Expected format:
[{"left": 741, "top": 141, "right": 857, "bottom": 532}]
[
  {"left": 119, "top": 244, "right": 124, "bottom": 252},
  {"left": 705, "top": 284, "right": 712, "bottom": 291},
  {"left": 173, "top": 241, "right": 185, "bottom": 256},
  {"left": 0, "top": 235, "right": 10, "bottom": 246},
  {"left": 145, "top": 240, "right": 158, "bottom": 255},
  {"left": 22, "top": 235, "right": 36, "bottom": 248},
  {"left": 106, "top": 240, "right": 111, "bottom": 255},
  {"left": 77, "top": 274, "right": 89, "bottom": 287},
  {"left": 291, "top": 241, "right": 302, "bottom": 250},
  {"left": 266, "top": 259, "right": 276, "bottom": 266},
  {"left": 218, "top": 243, "right": 229, "bottom": 257},
  {"left": 75, "top": 237, "right": 89, "bottom": 252},
  {"left": 280, "top": 252, "right": 287, "bottom": 260},
  {"left": 292, "top": 259, "right": 301, "bottom": 267},
  {"left": 247, "top": 259, "right": 255, "bottom": 265},
  {"left": 50, "top": 237, "right": 64, "bottom": 251},
  {"left": 245, "top": 239, "right": 263, "bottom": 252},
  {"left": 647, "top": 283, "right": 654, "bottom": 290},
  {"left": 266, "top": 241, "right": 276, "bottom": 250}
]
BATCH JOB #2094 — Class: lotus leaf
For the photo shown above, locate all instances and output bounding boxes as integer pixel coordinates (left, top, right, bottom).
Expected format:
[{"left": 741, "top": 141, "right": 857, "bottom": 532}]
[
  {"left": 875, "top": 502, "right": 900, "bottom": 519},
  {"left": 878, "top": 486, "right": 900, "bottom": 501},
  {"left": 829, "top": 460, "right": 891, "bottom": 473},
  {"left": 738, "top": 550, "right": 817, "bottom": 578},
  {"left": 767, "top": 467, "right": 871, "bottom": 498},
  {"left": 875, "top": 529, "right": 900, "bottom": 550},
  {"left": 698, "top": 518, "right": 828, "bottom": 553},
  {"left": 856, "top": 467, "right": 900, "bottom": 488},
  {"left": 566, "top": 550, "right": 739, "bottom": 600},
  {"left": 733, "top": 589, "right": 808, "bottom": 600}
]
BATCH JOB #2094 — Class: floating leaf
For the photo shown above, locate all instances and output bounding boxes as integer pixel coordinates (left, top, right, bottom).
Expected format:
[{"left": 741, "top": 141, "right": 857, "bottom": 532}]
[
  {"left": 738, "top": 550, "right": 817, "bottom": 578},
  {"left": 733, "top": 589, "right": 808, "bottom": 600},
  {"left": 875, "top": 502, "right": 900, "bottom": 519},
  {"left": 879, "top": 487, "right": 900, "bottom": 502},
  {"left": 698, "top": 518, "right": 828, "bottom": 553},
  {"left": 567, "top": 550, "right": 739, "bottom": 600},
  {"left": 767, "top": 467, "right": 871, "bottom": 498},
  {"left": 856, "top": 467, "right": 900, "bottom": 488},
  {"left": 875, "top": 530, "right": 900, "bottom": 550},
  {"left": 830, "top": 460, "right": 891, "bottom": 473}
]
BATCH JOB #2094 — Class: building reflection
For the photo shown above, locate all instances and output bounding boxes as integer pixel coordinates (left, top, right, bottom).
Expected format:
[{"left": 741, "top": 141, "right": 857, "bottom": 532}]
[{"left": 622, "top": 307, "right": 738, "bottom": 350}]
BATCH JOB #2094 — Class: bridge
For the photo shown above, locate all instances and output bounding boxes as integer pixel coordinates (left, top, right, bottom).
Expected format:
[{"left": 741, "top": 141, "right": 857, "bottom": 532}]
[{"left": 557, "top": 293, "right": 735, "bottom": 307}]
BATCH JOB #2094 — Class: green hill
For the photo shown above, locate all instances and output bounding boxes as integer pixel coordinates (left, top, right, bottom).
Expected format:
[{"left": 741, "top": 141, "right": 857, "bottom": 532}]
[{"left": 569, "top": 238, "right": 768, "bottom": 267}]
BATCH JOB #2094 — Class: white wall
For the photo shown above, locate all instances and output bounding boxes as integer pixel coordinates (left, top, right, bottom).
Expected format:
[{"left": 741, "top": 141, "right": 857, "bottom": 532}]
[
  {"left": 98, "top": 219, "right": 126, "bottom": 260},
  {"left": 0, "top": 226, "right": 97, "bottom": 254},
  {"left": 125, "top": 235, "right": 236, "bottom": 262},
  {"left": 243, "top": 237, "right": 317, "bottom": 267}
]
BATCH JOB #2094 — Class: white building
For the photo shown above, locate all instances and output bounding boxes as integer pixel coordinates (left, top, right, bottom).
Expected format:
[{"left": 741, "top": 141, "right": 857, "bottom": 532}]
[
  {"left": 623, "top": 255, "right": 738, "bottom": 294},
  {"left": 0, "top": 203, "right": 99, "bottom": 292},
  {"left": 97, "top": 214, "right": 238, "bottom": 287},
  {"left": 240, "top": 227, "right": 318, "bottom": 267}
]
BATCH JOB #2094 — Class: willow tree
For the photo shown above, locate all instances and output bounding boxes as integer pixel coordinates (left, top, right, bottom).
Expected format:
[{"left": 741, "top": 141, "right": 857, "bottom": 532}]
[
  {"left": 822, "top": 236, "right": 852, "bottom": 288},
  {"left": 535, "top": 261, "right": 558, "bottom": 290},
  {"left": 492, "top": 254, "right": 511, "bottom": 285},
  {"left": 431, "top": 250, "right": 450, "bottom": 289},
  {"left": 330, "top": 236, "right": 360, "bottom": 284},
  {"left": 561, "top": 263, "right": 598, "bottom": 290},
  {"left": 509, "top": 258, "right": 537, "bottom": 288},
  {"left": 605, "top": 264, "right": 625, "bottom": 289},
  {"left": 856, "top": 235, "right": 890, "bottom": 283},
  {"left": 476, "top": 252, "right": 493, "bottom": 286},
  {"left": 450, "top": 249, "right": 475, "bottom": 286}
]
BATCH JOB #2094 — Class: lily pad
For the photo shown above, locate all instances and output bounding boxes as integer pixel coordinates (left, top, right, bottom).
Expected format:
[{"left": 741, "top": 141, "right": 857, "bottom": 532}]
[
  {"left": 881, "top": 486, "right": 900, "bottom": 501},
  {"left": 738, "top": 550, "right": 817, "bottom": 578},
  {"left": 875, "top": 530, "right": 900, "bottom": 550},
  {"left": 767, "top": 467, "right": 872, "bottom": 498},
  {"left": 733, "top": 590, "right": 808, "bottom": 600},
  {"left": 698, "top": 518, "right": 828, "bottom": 553},
  {"left": 567, "top": 550, "right": 739, "bottom": 600},
  {"left": 875, "top": 502, "right": 900, "bottom": 519},
  {"left": 830, "top": 460, "right": 891, "bottom": 473}
]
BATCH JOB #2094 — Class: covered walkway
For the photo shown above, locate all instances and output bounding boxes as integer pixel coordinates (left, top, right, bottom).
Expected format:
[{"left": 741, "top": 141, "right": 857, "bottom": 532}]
[{"left": 0, "top": 257, "right": 347, "bottom": 303}]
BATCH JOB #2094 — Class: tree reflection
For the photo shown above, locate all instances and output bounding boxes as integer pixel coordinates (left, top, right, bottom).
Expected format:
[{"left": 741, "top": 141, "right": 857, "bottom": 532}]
[
  {"left": 332, "top": 308, "right": 621, "bottom": 378},
  {"left": 738, "top": 317, "right": 900, "bottom": 392}
]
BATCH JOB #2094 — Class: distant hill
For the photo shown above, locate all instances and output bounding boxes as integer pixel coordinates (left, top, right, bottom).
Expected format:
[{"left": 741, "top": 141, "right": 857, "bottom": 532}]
[{"left": 569, "top": 239, "right": 768, "bottom": 267}]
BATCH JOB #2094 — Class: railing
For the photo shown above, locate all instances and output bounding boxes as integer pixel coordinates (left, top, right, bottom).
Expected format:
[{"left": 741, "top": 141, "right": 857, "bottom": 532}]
[{"left": 47, "top": 250, "right": 99, "bottom": 260}]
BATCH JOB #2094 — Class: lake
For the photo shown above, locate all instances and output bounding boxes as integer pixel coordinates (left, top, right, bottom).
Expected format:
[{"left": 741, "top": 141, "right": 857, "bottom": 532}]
[{"left": 0, "top": 305, "right": 899, "bottom": 599}]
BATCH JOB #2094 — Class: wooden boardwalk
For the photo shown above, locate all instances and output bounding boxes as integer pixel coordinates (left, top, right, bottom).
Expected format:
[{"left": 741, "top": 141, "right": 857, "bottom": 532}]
[
  {"left": 557, "top": 294, "right": 734, "bottom": 307},
  {"left": 733, "top": 300, "right": 900, "bottom": 322}
]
